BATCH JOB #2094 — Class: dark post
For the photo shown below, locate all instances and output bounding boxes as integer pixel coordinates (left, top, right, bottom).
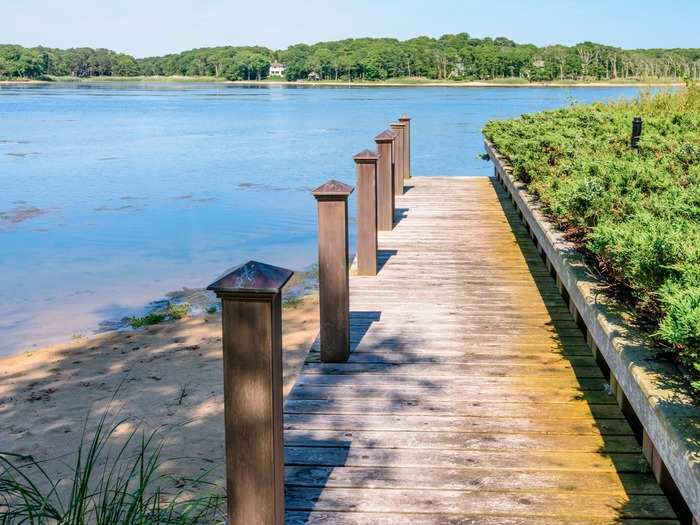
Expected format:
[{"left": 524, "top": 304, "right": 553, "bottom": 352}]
[
  {"left": 312, "top": 180, "right": 354, "bottom": 362},
  {"left": 631, "top": 117, "right": 643, "bottom": 151},
  {"left": 354, "top": 149, "right": 379, "bottom": 276},
  {"left": 207, "top": 260, "right": 293, "bottom": 525},
  {"left": 374, "top": 130, "right": 396, "bottom": 231},
  {"left": 390, "top": 122, "right": 406, "bottom": 196},
  {"left": 399, "top": 114, "right": 411, "bottom": 179}
]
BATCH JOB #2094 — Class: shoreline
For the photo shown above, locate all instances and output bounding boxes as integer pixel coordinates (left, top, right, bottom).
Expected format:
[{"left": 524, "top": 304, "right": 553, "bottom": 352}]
[
  {"left": 1, "top": 77, "right": 684, "bottom": 88},
  {"left": 0, "top": 293, "right": 319, "bottom": 491}
]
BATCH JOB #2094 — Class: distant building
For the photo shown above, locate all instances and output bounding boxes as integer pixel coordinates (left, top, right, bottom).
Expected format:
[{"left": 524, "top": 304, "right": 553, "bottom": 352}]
[
  {"left": 308, "top": 71, "right": 321, "bottom": 81},
  {"left": 269, "top": 62, "right": 286, "bottom": 77}
]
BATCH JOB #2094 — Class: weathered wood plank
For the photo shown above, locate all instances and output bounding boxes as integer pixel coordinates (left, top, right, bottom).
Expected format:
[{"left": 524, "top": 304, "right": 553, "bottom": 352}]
[
  {"left": 285, "top": 486, "right": 676, "bottom": 519},
  {"left": 283, "top": 177, "right": 673, "bottom": 522},
  {"left": 285, "top": 465, "right": 660, "bottom": 494},
  {"left": 292, "top": 373, "right": 609, "bottom": 390},
  {"left": 284, "top": 399, "right": 623, "bottom": 419},
  {"left": 300, "top": 363, "right": 605, "bottom": 378},
  {"left": 285, "top": 512, "right": 680, "bottom": 525},
  {"left": 287, "top": 385, "right": 616, "bottom": 404},
  {"left": 283, "top": 429, "right": 641, "bottom": 453},
  {"left": 284, "top": 413, "right": 634, "bottom": 435},
  {"left": 283, "top": 446, "right": 649, "bottom": 472}
]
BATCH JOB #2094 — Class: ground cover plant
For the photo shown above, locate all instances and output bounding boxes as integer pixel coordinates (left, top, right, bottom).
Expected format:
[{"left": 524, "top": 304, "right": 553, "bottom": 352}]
[{"left": 484, "top": 83, "right": 700, "bottom": 388}]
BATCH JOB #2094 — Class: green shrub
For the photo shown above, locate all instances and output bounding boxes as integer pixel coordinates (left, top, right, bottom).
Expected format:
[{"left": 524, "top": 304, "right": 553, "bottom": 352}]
[
  {"left": 129, "top": 312, "right": 167, "bottom": 328},
  {"left": 484, "top": 83, "right": 700, "bottom": 385},
  {"left": 129, "top": 303, "right": 191, "bottom": 328},
  {"left": 166, "top": 303, "right": 191, "bottom": 321}
]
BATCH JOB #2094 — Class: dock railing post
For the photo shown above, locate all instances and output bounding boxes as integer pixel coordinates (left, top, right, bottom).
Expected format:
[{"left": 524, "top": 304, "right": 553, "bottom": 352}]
[
  {"left": 389, "top": 122, "right": 406, "bottom": 196},
  {"left": 399, "top": 114, "right": 411, "bottom": 179},
  {"left": 312, "top": 180, "right": 354, "bottom": 362},
  {"left": 207, "top": 260, "right": 293, "bottom": 525},
  {"left": 374, "top": 130, "right": 396, "bottom": 230},
  {"left": 353, "top": 149, "right": 379, "bottom": 275}
]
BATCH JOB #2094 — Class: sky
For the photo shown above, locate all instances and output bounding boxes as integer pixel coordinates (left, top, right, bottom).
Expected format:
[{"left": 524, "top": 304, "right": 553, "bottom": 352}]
[{"left": 1, "top": 0, "right": 698, "bottom": 57}]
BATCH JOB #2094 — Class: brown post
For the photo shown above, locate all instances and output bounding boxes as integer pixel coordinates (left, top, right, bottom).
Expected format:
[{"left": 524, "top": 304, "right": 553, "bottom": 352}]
[
  {"left": 374, "top": 130, "right": 396, "bottom": 231},
  {"left": 312, "top": 180, "right": 354, "bottom": 362},
  {"left": 399, "top": 114, "right": 411, "bottom": 179},
  {"left": 354, "top": 149, "right": 379, "bottom": 276},
  {"left": 207, "top": 260, "right": 293, "bottom": 525},
  {"left": 390, "top": 122, "right": 405, "bottom": 195}
]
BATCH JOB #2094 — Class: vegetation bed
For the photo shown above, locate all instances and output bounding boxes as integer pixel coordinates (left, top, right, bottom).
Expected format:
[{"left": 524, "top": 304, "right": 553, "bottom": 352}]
[{"left": 483, "top": 84, "right": 700, "bottom": 388}]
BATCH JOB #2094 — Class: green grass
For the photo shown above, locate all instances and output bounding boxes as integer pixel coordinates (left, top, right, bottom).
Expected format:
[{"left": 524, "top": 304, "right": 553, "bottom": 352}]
[
  {"left": 484, "top": 83, "right": 700, "bottom": 388},
  {"left": 129, "top": 312, "right": 167, "bottom": 328},
  {"left": 129, "top": 303, "right": 191, "bottom": 328},
  {"left": 0, "top": 408, "right": 223, "bottom": 524}
]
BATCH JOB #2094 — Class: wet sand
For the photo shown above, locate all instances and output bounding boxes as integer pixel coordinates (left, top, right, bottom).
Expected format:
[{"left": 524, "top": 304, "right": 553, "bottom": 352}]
[{"left": 0, "top": 295, "right": 319, "bottom": 492}]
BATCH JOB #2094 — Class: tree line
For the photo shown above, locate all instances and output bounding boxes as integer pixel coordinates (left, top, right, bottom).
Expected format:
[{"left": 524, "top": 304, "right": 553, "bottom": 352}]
[{"left": 2, "top": 34, "right": 700, "bottom": 82}]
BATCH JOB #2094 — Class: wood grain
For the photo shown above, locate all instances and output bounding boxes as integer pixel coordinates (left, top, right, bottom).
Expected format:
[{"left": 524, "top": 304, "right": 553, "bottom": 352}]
[{"left": 284, "top": 177, "right": 676, "bottom": 523}]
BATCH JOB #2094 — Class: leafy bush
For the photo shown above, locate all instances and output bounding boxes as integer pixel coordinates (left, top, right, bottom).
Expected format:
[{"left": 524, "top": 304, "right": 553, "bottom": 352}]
[
  {"left": 484, "top": 83, "right": 700, "bottom": 386},
  {"left": 166, "top": 303, "right": 191, "bottom": 321},
  {"left": 129, "top": 303, "right": 191, "bottom": 328},
  {"left": 129, "top": 312, "right": 167, "bottom": 328},
  {"left": 0, "top": 410, "right": 223, "bottom": 524}
]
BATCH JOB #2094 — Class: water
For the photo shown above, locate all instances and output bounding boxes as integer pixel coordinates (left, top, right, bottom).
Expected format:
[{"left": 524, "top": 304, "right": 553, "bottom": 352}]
[{"left": 0, "top": 82, "right": 648, "bottom": 354}]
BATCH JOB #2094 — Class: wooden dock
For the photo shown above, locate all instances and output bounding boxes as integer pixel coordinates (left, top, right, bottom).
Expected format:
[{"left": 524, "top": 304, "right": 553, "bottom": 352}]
[{"left": 283, "top": 177, "right": 678, "bottom": 524}]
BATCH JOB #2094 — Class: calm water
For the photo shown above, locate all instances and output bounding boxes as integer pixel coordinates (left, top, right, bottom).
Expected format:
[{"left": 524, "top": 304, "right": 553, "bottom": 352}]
[{"left": 0, "top": 83, "right": 647, "bottom": 354}]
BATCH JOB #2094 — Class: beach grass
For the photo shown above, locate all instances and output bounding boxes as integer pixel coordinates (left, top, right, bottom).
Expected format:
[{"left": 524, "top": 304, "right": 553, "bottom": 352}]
[{"left": 0, "top": 407, "right": 223, "bottom": 524}]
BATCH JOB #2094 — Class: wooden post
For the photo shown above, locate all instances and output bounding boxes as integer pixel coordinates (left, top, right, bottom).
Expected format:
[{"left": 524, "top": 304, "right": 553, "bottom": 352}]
[
  {"left": 207, "top": 260, "right": 293, "bottom": 525},
  {"left": 312, "top": 180, "right": 354, "bottom": 362},
  {"left": 631, "top": 116, "right": 643, "bottom": 151},
  {"left": 353, "top": 149, "right": 379, "bottom": 276},
  {"left": 390, "top": 122, "right": 405, "bottom": 196},
  {"left": 374, "top": 130, "right": 396, "bottom": 231},
  {"left": 399, "top": 114, "right": 411, "bottom": 179}
]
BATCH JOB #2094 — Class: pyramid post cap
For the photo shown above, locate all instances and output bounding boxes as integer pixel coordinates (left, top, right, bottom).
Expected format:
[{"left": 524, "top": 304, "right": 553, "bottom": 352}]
[
  {"left": 353, "top": 149, "right": 379, "bottom": 163},
  {"left": 312, "top": 179, "right": 354, "bottom": 199},
  {"left": 399, "top": 114, "right": 411, "bottom": 122},
  {"left": 207, "top": 260, "right": 293, "bottom": 296},
  {"left": 374, "top": 129, "right": 397, "bottom": 142}
]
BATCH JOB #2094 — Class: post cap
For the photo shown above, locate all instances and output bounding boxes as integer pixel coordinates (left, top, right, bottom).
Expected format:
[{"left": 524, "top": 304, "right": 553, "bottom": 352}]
[
  {"left": 312, "top": 179, "right": 354, "bottom": 200},
  {"left": 207, "top": 260, "right": 294, "bottom": 297},
  {"left": 353, "top": 149, "right": 379, "bottom": 164},
  {"left": 374, "top": 129, "right": 397, "bottom": 143},
  {"left": 390, "top": 121, "right": 406, "bottom": 129},
  {"left": 399, "top": 114, "right": 411, "bottom": 122}
]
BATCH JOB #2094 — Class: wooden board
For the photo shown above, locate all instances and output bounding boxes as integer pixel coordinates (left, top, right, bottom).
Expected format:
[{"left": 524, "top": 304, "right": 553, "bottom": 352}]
[{"left": 284, "top": 177, "right": 676, "bottom": 523}]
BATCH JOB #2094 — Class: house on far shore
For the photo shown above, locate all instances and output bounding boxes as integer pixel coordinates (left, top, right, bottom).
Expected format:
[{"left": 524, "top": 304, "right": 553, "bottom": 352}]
[
  {"left": 307, "top": 71, "right": 321, "bottom": 81},
  {"left": 269, "top": 62, "right": 286, "bottom": 77}
]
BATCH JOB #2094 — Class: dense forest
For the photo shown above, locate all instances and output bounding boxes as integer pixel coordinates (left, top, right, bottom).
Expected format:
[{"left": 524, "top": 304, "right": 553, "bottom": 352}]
[{"left": 2, "top": 34, "right": 700, "bottom": 82}]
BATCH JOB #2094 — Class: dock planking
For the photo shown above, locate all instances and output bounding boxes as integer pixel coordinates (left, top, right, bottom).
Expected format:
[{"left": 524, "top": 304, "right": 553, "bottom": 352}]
[{"left": 283, "top": 177, "right": 678, "bottom": 523}]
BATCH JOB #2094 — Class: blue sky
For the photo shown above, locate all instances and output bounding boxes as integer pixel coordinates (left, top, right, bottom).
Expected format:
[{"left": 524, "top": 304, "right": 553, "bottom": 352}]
[{"left": 2, "top": 0, "right": 698, "bottom": 57}]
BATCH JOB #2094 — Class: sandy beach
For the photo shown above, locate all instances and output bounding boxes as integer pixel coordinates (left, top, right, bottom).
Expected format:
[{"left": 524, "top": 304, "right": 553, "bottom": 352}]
[{"left": 0, "top": 295, "right": 319, "bottom": 494}]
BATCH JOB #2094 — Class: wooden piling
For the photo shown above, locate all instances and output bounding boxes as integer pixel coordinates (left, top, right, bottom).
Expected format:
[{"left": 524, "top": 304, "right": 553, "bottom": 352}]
[
  {"left": 312, "top": 180, "right": 354, "bottom": 362},
  {"left": 354, "top": 149, "right": 379, "bottom": 276},
  {"left": 207, "top": 260, "right": 293, "bottom": 525},
  {"left": 375, "top": 130, "right": 396, "bottom": 231},
  {"left": 399, "top": 114, "right": 411, "bottom": 179},
  {"left": 390, "top": 122, "right": 406, "bottom": 196}
]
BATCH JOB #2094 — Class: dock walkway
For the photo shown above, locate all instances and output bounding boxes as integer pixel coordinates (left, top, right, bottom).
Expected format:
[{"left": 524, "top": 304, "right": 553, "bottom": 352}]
[{"left": 283, "top": 176, "right": 677, "bottom": 524}]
